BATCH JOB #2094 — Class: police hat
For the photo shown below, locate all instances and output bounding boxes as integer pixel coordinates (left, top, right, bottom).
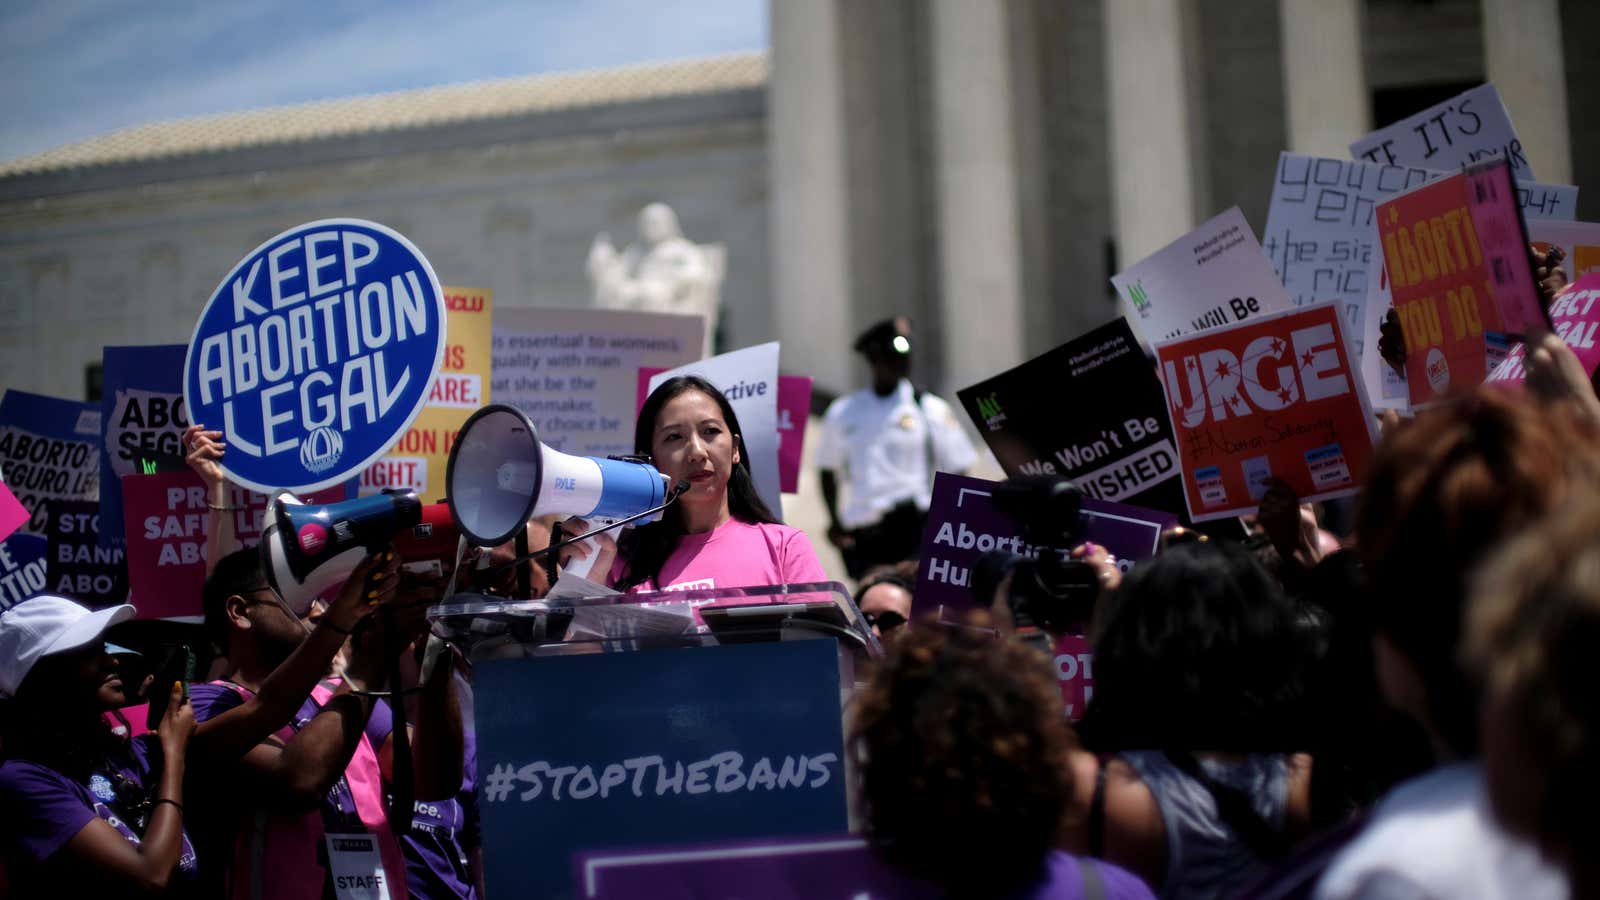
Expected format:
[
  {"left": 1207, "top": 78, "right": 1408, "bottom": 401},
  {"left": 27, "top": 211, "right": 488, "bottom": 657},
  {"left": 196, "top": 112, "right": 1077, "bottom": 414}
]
[{"left": 853, "top": 316, "right": 913, "bottom": 357}]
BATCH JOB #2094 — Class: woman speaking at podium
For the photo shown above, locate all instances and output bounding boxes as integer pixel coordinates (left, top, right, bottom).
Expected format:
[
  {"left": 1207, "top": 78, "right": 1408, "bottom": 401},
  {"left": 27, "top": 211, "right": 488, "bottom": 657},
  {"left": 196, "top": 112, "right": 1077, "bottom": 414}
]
[{"left": 566, "top": 375, "right": 826, "bottom": 593}]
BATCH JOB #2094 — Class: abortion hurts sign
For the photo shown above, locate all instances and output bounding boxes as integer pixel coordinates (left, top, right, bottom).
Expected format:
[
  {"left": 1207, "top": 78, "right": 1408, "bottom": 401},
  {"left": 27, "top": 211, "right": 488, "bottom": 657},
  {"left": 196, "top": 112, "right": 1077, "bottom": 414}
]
[{"left": 184, "top": 219, "right": 446, "bottom": 494}]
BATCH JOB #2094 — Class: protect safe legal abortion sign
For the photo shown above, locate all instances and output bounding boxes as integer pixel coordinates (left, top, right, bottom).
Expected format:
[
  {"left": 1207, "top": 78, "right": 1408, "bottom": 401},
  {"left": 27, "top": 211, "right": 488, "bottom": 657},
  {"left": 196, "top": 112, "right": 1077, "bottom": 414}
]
[
  {"left": 183, "top": 220, "right": 446, "bottom": 494},
  {"left": 1155, "top": 302, "right": 1377, "bottom": 522}
]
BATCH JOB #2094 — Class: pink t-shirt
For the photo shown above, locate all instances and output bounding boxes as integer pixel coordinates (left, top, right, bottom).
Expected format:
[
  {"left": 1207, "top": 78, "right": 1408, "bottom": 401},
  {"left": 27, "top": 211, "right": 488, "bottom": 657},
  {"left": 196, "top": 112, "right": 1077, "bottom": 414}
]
[{"left": 608, "top": 518, "right": 827, "bottom": 593}]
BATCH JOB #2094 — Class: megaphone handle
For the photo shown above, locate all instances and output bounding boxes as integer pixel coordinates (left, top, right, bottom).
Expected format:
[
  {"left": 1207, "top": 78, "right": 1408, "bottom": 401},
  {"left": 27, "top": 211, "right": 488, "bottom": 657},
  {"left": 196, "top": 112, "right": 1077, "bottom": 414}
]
[
  {"left": 514, "top": 527, "right": 532, "bottom": 599},
  {"left": 484, "top": 480, "right": 689, "bottom": 580},
  {"left": 386, "top": 610, "right": 416, "bottom": 833},
  {"left": 542, "top": 522, "right": 565, "bottom": 597}
]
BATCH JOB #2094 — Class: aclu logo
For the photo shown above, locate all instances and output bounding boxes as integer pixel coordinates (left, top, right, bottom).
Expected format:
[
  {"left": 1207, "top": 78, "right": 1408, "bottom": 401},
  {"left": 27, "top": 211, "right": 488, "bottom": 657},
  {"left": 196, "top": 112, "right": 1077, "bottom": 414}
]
[
  {"left": 976, "top": 393, "right": 1007, "bottom": 431},
  {"left": 299, "top": 426, "right": 344, "bottom": 474}
]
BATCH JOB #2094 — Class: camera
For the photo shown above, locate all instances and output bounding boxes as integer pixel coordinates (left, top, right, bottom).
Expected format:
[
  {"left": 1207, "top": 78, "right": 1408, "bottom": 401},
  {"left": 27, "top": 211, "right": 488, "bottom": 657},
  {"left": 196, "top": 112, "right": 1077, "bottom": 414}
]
[{"left": 972, "top": 475, "right": 1101, "bottom": 635}]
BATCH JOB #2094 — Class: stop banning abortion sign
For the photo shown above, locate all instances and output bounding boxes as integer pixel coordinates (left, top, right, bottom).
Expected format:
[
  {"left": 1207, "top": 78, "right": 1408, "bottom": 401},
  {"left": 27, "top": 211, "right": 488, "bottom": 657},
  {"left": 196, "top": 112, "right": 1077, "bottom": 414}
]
[{"left": 184, "top": 220, "right": 446, "bottom": 493}]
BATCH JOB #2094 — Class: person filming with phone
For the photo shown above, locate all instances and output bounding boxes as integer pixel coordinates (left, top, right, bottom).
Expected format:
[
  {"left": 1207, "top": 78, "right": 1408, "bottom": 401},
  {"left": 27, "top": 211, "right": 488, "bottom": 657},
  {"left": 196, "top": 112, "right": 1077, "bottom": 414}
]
[{"left": 0, "top": 595, "right": 199, "bottom": 896}]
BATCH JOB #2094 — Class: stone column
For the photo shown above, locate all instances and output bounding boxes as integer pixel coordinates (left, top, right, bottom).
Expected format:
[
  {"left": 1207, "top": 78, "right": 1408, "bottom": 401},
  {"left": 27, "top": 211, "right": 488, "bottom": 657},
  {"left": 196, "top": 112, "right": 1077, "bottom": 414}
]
[
  {"left": 928, "top": 0, "right": 1027, "bottom": 395},
  {"left": 1104, "top": 0, "right": 1197, "bottom": 268},
  {"left": 768, "top": 0, "right": 854, "bottom": 396},
  {"left": 1280, "top": 0, "right": 1369, "bottom": 157},
  {"left": 1482, "top": 0, "right": 1571, "bottom": 184}
]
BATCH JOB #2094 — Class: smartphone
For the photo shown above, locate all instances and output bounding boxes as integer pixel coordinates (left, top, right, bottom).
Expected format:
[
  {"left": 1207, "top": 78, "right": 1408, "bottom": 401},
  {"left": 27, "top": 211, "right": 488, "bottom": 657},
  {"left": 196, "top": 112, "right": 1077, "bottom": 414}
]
[{"left": 145, "top": 645, "right": 196, "bottom": 731}]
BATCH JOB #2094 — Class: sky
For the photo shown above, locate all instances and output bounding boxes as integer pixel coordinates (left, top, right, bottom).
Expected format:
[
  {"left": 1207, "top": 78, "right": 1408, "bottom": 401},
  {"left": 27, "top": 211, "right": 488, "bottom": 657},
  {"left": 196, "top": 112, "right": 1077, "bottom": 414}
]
[{"left": 0, "top": 0, "right": 768, "bottom": 162}]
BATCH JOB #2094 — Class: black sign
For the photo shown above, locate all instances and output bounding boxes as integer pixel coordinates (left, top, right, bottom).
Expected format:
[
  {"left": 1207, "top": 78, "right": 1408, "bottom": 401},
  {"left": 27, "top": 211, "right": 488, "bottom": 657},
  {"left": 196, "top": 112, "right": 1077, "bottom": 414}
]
[{"left": 956, "top": 318, "right": 1184, "bottom": 516}]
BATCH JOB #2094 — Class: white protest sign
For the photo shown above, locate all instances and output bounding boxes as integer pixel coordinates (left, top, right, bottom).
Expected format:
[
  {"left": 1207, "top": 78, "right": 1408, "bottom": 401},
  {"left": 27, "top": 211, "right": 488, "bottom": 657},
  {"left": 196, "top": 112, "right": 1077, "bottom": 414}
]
[
  {"left": 491, "top": 308, "right": 704, "bottom": 458},
  {"left": 1350, "top": 83, "right": 1535, "bottom": 180},
  {"left": 107, "top": 388, "right": 190, "bottom": 478},
  {"left": 0, "top": 390, "right": 102, "bottom": 536},
  {"left": 1263, "top": 154, "right": 1439, "bottom": 344},
  {"left": 1111, "top": 207, "right": 1293, "bottom": 346},
  {"left": 1359, "top": 265, "right": 1409, "bottom": 411},
  {"left": 1267, "top": 153, "right": 1578, "bottom": 412},
  {"left": 648, "top": 342, "right": 783, "bottom": 519},
  {"left": 1518, "top": 183, "right": 1580, "bottom": 221}
]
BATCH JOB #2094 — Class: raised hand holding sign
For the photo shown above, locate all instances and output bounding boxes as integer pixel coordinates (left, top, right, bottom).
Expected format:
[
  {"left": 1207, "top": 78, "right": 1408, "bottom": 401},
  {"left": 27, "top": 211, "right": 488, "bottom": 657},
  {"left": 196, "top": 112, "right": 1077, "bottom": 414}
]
[{"left": 183, "top": 219, "right": 446, "bottom": 493}]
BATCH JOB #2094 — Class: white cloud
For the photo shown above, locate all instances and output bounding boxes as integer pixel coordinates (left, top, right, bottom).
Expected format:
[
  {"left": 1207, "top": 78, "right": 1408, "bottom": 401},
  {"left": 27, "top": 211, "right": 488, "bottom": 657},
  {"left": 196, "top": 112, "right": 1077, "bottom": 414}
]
[{"left": 0, "top": 0, "right": 766, "bottom": 161}]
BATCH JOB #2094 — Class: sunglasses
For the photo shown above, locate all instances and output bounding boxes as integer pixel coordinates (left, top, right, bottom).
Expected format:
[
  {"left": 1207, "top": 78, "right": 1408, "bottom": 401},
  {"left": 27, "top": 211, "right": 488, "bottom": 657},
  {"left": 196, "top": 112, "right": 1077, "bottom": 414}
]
[
  {"left": 863, "top": 609, "right": 908, "bottom": 634},
  {"left": 1158, "top": 526, "right": 1209, "bottom": 551},
  {"left": 239, "top": 584, "right": 317, "bottom": 629}
]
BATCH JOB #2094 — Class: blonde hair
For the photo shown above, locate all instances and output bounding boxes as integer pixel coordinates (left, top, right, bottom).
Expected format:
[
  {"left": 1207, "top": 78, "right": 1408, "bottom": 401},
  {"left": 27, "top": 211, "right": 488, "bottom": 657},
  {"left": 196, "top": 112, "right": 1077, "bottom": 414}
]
[{"left": 1466, "top": 495, "right": 1600, "bottom": 857}]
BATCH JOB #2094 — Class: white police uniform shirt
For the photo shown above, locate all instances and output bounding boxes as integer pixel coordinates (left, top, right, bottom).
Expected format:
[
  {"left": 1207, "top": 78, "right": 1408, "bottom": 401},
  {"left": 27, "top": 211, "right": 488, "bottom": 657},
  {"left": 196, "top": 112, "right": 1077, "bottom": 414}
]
[{"left": 813, "top": 378, "right": 978, "bottom": 529}]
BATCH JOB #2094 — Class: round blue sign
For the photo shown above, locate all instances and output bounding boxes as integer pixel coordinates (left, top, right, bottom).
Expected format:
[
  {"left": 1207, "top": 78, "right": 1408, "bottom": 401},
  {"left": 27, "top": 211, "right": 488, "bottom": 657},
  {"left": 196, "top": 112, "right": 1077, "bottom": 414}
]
[
  {"left": 0, "top": 533, "right": 48, "bottom": 611},
  {"left": 183, "top": 219, "right": 446, "bottom": 494}
]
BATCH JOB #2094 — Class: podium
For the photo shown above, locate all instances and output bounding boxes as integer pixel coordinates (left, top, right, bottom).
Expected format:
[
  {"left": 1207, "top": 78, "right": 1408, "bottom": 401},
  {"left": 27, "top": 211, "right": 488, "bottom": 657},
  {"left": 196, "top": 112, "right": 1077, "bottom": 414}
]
[{"left": 429, "top": 582, "right": 880, "bottom": 900}]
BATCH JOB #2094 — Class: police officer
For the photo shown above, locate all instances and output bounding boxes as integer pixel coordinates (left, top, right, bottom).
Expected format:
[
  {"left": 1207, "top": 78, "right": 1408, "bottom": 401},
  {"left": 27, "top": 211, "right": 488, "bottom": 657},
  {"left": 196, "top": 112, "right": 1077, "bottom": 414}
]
[{"left": 815, "top": 317, "right": 977, "bottom": 579}]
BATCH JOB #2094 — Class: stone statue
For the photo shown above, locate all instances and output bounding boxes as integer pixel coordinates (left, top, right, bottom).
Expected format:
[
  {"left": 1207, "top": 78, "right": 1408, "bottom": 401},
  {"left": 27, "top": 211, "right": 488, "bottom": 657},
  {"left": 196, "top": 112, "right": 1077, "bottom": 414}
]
[{"left": 587, "top": 203, "right": 725, "bottom": 356}]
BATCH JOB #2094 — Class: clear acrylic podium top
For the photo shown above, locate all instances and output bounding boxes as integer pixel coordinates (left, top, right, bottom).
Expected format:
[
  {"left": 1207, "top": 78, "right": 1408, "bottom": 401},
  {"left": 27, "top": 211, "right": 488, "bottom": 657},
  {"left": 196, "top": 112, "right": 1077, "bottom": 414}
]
[{"left": 428, "top": 581, "right": 883, "bottom": 665}]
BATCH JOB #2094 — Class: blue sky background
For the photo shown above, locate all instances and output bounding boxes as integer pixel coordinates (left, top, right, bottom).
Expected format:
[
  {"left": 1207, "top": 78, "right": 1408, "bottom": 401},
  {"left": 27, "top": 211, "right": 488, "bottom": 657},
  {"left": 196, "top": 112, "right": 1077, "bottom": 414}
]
[{"left": 0, "top": 0, "right": 768, "bottom": 162}]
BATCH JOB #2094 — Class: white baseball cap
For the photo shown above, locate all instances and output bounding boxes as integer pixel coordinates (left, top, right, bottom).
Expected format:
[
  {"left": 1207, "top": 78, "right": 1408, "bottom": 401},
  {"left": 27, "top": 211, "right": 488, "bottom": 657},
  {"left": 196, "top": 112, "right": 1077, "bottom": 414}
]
[{"left": 0, "top": 594, "right": 135, "bottom": 698}]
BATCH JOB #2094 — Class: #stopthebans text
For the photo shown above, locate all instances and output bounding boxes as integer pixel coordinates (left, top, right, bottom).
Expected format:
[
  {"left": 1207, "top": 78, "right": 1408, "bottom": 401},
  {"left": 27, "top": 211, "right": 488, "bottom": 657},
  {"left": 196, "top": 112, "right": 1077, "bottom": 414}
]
[{"left": 482, "top": 750, "right": 840, "bottom": 804}]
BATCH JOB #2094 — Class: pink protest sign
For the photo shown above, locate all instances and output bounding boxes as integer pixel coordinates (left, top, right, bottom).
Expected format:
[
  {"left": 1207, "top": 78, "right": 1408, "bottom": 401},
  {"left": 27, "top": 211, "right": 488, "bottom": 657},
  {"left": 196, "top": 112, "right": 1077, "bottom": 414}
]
[
  {"left": 774, "top": 377, "right": 812, "bottom": 493},
  {"left": 1054, "top": 632, "right": 1094, "bottom": 722},
  {"left": 636, "top": 368, "right": 813, "bottom": 494},
  {"left": 1465, "top": 159, "right": 1547, "bottom": 335},
  {"left": 1488, "top": 274, "right": 1600, "bottom": 385},
  {"left": 121, "top": 471, "right": 347, "bottom": 620},
  {"left": 0, "top": 479, "right": 27, "bottom": 543}
]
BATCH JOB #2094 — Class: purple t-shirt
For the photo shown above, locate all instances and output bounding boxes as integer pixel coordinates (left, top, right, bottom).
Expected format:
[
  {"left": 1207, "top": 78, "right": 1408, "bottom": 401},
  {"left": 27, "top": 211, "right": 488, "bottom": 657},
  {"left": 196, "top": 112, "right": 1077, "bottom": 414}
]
[
  {"left": 0, "top": 732, "right": 199, "bottom": 894},
  {"left": 367, "top": 680, "right": 481, "bottom": 900},
  {"left": 1010, "top": 852, "right": 1156, "bottom": 900}
]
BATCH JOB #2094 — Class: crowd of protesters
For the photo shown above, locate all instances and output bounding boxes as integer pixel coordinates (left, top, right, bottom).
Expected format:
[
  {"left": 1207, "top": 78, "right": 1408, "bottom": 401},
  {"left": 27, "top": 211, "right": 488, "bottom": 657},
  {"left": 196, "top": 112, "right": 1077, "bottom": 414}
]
[
  {"left": 4, "top": 235, "right": 1600, "bottom": 900},
  {"left": 847, "top": 254, "right": 1600, "bottom": 899}
]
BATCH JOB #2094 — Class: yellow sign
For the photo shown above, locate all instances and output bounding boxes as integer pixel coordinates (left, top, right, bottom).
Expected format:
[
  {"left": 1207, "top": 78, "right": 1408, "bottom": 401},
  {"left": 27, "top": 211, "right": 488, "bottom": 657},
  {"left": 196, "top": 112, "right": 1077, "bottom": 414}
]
[
  {"left": 360, "top": 286, "right": 492, "bottom": 502},
  {"left": 1531, "top": 221, "right": 1600, "bottom": 283}
]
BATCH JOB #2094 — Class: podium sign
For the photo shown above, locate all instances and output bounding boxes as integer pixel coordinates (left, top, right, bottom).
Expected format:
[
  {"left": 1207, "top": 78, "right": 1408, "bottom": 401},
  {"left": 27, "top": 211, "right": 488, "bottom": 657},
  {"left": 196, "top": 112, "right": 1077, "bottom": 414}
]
[
  {"left": 475, "top": 639, "right": 850, "bottom": 900},
  {"left": 576, "top": 836, "right": 939, "bottom": 899}
]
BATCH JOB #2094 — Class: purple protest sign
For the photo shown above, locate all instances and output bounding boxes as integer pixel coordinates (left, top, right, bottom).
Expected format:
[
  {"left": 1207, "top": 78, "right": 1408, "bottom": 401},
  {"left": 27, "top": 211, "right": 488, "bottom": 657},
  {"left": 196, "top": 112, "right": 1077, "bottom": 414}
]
[
  {"left": 915, "top": 473, "right": 1176, "bottom": 616},
  {"left": 1080, "top": 498, "right": 1181, "bottom": 564},
  {"left": 915, "top": 473, "right": 1176, "bottom": 720},
  {"left": 574, "top": 836, "right": 938, "bottom": 900}
]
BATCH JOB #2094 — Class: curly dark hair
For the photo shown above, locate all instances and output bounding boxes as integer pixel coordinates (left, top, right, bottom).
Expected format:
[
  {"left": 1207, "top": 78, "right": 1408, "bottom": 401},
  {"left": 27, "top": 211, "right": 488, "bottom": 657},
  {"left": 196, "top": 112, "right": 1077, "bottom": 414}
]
[{"left": 850, "top": 611, "right": 1074, "bottom": 897}]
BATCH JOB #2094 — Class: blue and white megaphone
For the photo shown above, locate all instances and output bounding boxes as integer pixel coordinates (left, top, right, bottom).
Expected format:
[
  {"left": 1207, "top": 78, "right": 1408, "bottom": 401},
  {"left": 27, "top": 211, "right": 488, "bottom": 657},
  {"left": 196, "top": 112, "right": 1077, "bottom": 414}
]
[
  {"left": 444, "top": 403, "right": 671, "bottom": 547},
  {"left": 260, "top": 489, "right": 426, "bottom": 616}
]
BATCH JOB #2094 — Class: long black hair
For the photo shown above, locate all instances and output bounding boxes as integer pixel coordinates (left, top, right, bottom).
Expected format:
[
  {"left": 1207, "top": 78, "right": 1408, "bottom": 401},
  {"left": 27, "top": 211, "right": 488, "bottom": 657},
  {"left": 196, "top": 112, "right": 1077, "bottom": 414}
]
[
  {"left": 1076, "top": 540, "right": 1314, "bottom": 753},
  {"left": 613, "top": 375, "right": 778, "bottom": 591}
]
